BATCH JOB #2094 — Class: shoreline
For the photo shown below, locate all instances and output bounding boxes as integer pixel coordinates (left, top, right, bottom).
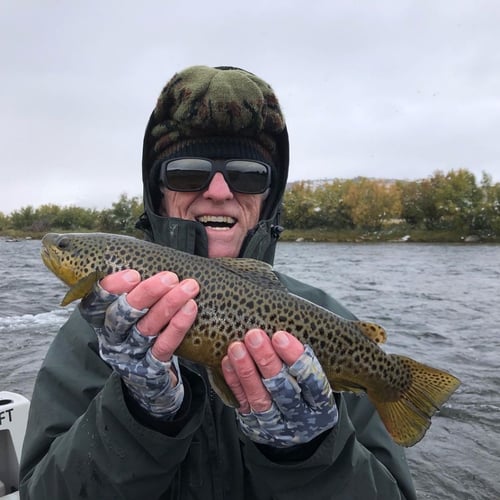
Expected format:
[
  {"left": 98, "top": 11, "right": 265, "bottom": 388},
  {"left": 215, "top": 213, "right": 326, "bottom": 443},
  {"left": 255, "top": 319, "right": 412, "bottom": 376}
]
[
  {"left": 279, "top": 228, "right": 499, "bottom": 244},
  {"left": 1, "top": 228, "right": 498, "bottom": 244}
]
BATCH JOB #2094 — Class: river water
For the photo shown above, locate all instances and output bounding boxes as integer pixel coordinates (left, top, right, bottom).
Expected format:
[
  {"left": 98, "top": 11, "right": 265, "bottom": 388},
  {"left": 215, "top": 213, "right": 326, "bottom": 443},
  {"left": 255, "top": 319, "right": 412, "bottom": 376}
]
[{"left": 1, "top": 238, "right": 499, "bottom": 499}]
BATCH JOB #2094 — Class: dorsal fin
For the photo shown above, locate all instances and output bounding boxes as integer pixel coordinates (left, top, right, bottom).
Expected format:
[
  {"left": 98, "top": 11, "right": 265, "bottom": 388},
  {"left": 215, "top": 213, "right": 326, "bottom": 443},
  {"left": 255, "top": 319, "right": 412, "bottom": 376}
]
[
  {"left": 214, "top": 257, "right": 287, "bottom": 291},
  {"left": 355, "top": 321, "right": 387, "bottom": 344}
]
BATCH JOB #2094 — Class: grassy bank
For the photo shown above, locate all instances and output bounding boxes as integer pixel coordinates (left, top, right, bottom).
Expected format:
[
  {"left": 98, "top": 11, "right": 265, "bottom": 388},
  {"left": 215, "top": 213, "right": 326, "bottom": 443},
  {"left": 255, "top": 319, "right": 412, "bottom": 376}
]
[
  {"left": 279, "top": 226, "right": 499, "bottom": 243},
  {"left": 2, "top": 226, "right": 498, "bottom": 243},
  {"left": 0, "top": 228, "right": 143, "bottom": 240}
]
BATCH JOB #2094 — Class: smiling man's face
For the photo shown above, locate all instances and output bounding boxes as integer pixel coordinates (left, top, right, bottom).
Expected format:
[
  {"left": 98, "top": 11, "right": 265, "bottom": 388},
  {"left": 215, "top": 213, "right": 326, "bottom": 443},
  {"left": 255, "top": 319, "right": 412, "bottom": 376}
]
[{"left": 160, "top": 171, "right": 265, "bottom": 258}]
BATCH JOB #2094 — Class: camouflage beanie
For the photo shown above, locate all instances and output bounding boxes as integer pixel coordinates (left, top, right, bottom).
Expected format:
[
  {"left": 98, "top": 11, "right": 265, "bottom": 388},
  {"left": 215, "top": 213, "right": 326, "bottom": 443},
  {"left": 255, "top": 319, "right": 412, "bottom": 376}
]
[{"left": 143, "top": 65, "right": 288, "bottom": 212}]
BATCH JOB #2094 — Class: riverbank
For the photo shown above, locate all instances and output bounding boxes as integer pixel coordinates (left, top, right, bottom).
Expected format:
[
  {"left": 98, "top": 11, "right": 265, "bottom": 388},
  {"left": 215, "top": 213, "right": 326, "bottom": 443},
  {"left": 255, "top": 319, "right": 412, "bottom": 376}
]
[
  {"left": 2, "top": 226, "right": 498, "bottom": 243},
  {"left": 279, "top": 227, "right": 499, "bottom": 243}
]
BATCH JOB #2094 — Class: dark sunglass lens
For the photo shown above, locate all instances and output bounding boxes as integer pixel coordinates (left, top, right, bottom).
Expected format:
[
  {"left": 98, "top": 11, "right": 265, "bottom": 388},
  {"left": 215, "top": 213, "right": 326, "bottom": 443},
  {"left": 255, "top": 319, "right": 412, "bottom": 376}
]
[
  {"left": 226, "top": 161, "right": 270, "bottom": 194},
  {"left": 165, "top": 159, "right": 212, "bottom": 191}
]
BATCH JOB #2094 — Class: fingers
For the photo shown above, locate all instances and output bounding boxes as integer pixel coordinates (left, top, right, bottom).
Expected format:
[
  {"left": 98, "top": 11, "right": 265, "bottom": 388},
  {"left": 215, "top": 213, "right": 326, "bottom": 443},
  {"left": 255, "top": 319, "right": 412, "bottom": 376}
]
[
  {"left": 100, "top": 269, "right": 142, "bottom": 294},
  {"left": 151, "top": 299, "right": 198, "bottom": 362},
  {"left": 221, "top": 356, "right": 252, "bottom": 414},
  {"left": 244, "top": 330, "right": 283, "bottom": 378},
  {"left": 271, "top": 331, "right": 305, "bottom": 365},
  {"left": 222, "top": 329, "right": 305, "bottom": 414},
  {"left": 135, "top": 276, "right": 199, "bottom": 334},
  {"left": 100, "top": 270, "right": 200, "bottom": 363},
  {"left": 125, "top": 273, "right": 199, "bottom": 362},
  {"left": 101, "top": 269, "right": 199, "bottom": 335},
  {"left": 223, "top": 341, "right": 272, "bottom": 413},
  {"left": 101, "top": 269, "right": 197, "bottom": 311}
]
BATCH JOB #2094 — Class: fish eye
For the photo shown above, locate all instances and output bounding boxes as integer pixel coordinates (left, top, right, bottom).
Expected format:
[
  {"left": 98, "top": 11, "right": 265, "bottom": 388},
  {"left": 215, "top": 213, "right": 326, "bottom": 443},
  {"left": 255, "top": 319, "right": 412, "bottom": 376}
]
[{"left": 57, "top": 237, "right": 70, "bottom": 250}]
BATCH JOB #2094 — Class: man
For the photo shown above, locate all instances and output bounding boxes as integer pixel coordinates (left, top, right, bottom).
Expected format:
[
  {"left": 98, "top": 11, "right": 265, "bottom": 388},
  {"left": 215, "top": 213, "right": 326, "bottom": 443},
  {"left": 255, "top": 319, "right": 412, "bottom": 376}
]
[{"left": 20, "top": 66, "right": 416, "bottom": 499}]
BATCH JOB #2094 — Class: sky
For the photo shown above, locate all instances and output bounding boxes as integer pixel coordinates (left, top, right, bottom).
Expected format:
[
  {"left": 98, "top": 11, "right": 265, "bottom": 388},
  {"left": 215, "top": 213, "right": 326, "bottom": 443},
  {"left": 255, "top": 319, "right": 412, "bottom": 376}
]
[{"left": 1, "top": 0, "right": 500, "bottom": 214}]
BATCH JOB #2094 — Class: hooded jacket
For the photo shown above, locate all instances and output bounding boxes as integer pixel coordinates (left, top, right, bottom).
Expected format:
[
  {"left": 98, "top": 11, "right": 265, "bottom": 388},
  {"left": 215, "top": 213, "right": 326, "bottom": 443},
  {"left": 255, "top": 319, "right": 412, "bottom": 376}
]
[
  {"left": 20, "top": 66, "right": 416, "bottom": 499},
  {"left": 20, "top": 175, "right": 417, "bottom": 500}
]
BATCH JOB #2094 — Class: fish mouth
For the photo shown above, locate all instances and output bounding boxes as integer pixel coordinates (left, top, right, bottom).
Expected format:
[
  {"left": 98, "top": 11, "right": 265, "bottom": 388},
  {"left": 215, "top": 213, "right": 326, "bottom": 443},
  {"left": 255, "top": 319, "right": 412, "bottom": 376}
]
[
  {"left": 40, "top": 243, "right": 60, "bottom": 278},
  {"left": 196, "top": 215, "right": 237, "bottom": 231},
  {"left": 40, "top": 234, "right": 75, "bottom": 286}
]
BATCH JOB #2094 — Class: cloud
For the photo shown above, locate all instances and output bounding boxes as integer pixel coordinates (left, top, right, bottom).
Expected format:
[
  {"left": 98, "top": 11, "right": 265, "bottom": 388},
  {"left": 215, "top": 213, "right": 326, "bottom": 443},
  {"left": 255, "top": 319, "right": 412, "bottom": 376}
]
[{"left": 1, "top": 0, "right": 499, "bottom": 214}]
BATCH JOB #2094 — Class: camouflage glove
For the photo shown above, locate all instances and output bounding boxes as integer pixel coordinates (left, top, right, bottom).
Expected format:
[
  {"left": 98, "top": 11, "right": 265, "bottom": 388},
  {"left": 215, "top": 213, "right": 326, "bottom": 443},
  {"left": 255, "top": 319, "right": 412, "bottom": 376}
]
[
  {"left": 237, "top": 345, "right": 338, "bottom": 448},
  {"left": 79, "top": 282, "right": 184, "bottom": 420}
]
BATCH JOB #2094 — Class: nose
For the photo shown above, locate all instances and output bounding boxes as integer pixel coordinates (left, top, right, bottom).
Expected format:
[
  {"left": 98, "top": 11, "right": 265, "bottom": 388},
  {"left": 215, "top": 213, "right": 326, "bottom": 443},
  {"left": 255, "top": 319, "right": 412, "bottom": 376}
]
[{"left": 203, "top": 172, "right": 234, "bottom": 201}]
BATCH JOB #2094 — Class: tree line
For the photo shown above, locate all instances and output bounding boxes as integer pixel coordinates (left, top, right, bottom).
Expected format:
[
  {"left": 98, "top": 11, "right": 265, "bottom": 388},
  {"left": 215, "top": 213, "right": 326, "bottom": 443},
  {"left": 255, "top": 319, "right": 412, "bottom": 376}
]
[
  {"left": 0, "top": 194, "right": 144, "bottom": 236},
  {"left": 281, "top": 169, "right": 500, "bottom": 237},
  {"left": 1, "top": 169, "right": 499, "bottom": 239}
]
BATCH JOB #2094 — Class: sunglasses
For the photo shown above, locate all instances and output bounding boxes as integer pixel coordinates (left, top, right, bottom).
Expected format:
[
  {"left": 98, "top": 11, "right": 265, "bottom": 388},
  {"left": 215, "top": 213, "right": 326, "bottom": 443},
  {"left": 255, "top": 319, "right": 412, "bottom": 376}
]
[{"left": 159, "top": 157, "right": 272, "bottom": 194}]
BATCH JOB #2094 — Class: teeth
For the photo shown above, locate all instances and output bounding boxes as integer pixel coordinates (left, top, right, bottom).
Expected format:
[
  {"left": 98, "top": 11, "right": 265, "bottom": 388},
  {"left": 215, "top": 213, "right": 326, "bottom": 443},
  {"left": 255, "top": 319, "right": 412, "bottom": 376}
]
[
  {"left": 197, "top": 215, "right": 236, "bottom": 224},
  {"left": 197, "top": 215, "right": 236, "bottom": 231}
]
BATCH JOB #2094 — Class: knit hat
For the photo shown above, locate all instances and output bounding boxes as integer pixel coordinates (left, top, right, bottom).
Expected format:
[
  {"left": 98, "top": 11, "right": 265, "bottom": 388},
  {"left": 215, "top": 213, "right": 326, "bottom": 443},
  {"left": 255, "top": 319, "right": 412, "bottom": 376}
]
[{"left": 142, "top": 65, "right": 289, "bottom": 218}]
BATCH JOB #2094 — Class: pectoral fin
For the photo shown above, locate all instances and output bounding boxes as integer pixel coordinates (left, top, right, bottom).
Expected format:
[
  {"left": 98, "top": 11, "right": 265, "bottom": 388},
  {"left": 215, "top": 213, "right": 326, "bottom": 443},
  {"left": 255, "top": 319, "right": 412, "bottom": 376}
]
[{"left": 61, "top": 271, "right": 106, "bottom": 306}]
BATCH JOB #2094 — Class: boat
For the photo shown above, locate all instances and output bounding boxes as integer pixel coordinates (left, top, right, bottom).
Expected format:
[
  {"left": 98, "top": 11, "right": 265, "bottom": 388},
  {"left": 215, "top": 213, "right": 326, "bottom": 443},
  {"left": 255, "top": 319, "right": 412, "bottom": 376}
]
[{"left": 0, "top": 392, "right": 30, "bottom": 499}]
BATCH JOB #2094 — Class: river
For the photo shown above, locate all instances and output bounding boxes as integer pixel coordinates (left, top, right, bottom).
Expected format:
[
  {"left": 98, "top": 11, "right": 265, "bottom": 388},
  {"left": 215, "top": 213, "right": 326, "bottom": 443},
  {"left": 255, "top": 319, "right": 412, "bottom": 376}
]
[{"left": 1, "top": 238, "right": 499, "bottom": 499}]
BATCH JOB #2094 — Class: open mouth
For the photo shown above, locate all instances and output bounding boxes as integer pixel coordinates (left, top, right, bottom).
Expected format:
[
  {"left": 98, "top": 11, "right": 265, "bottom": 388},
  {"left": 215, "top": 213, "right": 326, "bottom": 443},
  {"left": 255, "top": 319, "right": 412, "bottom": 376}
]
[{"left": 197, "top": 215, "right": 236, "bottom": 230}]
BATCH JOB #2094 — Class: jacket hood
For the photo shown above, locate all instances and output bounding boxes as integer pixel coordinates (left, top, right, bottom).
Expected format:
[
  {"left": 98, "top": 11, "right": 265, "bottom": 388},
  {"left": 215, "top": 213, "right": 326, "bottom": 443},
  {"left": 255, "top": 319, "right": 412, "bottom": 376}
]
[{"left": 137, "top": 66, "right": 290, "bottom": 264}]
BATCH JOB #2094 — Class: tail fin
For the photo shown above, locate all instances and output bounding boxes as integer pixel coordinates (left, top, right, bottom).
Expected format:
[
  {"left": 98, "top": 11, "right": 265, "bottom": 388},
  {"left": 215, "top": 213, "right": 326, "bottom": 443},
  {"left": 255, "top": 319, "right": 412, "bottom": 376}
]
[{"left": 368, "top": 355, "right": 461, "bottom": 447}]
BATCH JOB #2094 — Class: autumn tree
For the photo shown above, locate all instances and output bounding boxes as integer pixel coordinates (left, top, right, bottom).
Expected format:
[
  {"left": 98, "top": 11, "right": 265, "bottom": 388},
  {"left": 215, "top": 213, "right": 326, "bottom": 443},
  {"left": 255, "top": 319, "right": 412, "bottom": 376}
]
[
  {"left": 342, "top": 178, "right": 401, "bottom": 230},
  {"left": 281, "top": 182, "right": 318, "bottom": 229},
  {"left": 398, "top": 180, "right": 426, "bottom": 227},
  {"left": 0, "top": 212, "right": 8, "bottom": 231},
  {"left": 477, "top": 172, "right": 500, "bottom": 234},
  {"left": 10, "top": 206, "right": 37, "bottom": 230},
  {"left": 423, "top": 169, "right": 482, "bottom": 231},
  {"left": 52, "top": 206, "right": 99, "bottom": 230},
  {"left": 98, "top": 193, "right": 142, "bottom": 233},
  {"left": 313, "top": 181, "right": 354, "bottom": 229}
]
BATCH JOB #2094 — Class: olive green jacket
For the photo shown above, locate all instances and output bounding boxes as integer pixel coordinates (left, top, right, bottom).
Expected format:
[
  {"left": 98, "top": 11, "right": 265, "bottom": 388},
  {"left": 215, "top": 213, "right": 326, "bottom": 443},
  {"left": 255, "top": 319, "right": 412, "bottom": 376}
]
[{"left": 20, "top": 273, "right": 416, "bottom": 500}]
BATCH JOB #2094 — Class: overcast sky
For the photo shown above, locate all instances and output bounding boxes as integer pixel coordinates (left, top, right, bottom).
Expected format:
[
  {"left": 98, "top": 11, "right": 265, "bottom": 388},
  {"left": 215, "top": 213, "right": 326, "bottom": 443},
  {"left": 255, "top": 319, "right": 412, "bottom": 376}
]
[{"left": 1, "top": 0, "right": 499, "bottom": 214}]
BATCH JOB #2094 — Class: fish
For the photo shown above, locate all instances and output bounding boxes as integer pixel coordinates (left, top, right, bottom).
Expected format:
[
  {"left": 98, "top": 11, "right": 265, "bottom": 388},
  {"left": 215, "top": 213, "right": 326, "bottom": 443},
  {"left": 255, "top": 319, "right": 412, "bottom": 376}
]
[{"left": 41, "top": 232, "right": 461, "bottom": 447}]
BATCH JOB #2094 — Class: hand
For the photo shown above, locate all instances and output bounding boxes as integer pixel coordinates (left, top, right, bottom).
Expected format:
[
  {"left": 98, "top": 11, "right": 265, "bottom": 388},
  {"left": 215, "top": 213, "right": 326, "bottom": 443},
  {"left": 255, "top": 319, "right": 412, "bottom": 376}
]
[
  {"left": 79, "top": 269, "right": 199, "bottom": 419},
  {"left": 221, "top": 330, "right": 338, "bottom": 448}
]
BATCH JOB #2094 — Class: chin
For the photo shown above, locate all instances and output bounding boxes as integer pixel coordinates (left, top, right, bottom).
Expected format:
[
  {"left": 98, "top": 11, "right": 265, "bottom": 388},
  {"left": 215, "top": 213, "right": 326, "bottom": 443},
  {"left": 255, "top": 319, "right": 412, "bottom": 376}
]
[
  {"left": 208, "top": 247, "right": 239, "bottom": 258},
  {"left": 206, "top": 229, "right": 243, "bottom": 258},
  {"left": 206, "top": 240, "right": 240, "bottom": 258}
]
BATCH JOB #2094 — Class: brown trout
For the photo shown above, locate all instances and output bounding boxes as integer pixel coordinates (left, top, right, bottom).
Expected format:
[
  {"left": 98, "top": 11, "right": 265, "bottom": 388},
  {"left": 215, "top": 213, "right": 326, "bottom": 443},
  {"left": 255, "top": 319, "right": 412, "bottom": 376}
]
[{"left": 41, "top": 232, "right": 460, "bottom": 447}]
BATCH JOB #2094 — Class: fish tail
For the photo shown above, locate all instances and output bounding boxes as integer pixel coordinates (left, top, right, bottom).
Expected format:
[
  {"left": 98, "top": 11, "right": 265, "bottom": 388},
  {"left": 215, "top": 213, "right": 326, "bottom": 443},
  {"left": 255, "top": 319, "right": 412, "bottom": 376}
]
[{"left": 367, "top": 355, "right": 461, "bottom": 447}]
